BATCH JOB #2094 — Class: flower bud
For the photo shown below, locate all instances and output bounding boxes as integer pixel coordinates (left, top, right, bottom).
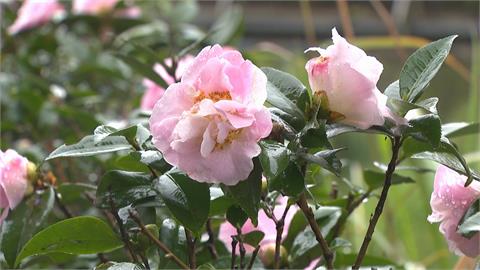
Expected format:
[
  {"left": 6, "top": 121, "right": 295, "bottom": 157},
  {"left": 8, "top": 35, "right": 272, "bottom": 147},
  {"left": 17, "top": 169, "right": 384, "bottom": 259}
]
[
  {"left": 259, "top": 243, "right": 288, "bottom": 268},
  {"left": 27, "top": 161, "right": 37, "bottom": 183},
  {"left": 137, "top": 224, "right": 159, "bottom": 250}
]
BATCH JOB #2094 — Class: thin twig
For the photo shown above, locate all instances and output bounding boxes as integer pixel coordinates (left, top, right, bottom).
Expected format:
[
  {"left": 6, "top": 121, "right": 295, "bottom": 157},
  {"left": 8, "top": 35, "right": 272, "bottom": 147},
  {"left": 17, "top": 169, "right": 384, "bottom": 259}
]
[
  {"left": 206, "top": 218, "right": 219, "bottom": 259},
  {"left": 297, "top": 193, "right": 334, "bottom": 269},
  {"left": 231, "top": 237, "right": 238, "bottom": 270},
  {"left": 352, "top": 136, "right": 403, "bottom": 269},
  {"left": 109, "top": 199, "right": 139, "bottom": 264},
  {"left": 274, "top": 204, "right": 291, "bottom": 269},
  {"left": 336, "top": 0, "right": 355, "bottom": 40},
  {"left": 185, "top": 230, "right": 197, "bottom": 269},
  {"left": 129, "top": 210, "right": 189, "bottom": 269},
  {"left": 236, "top": 227, "right": 246, "bottom": 269},
  {"left": 247, "top": 245, "right": 261, "bottom": 270},
  {"left": 329, "top": 191, "right": 371, "bottom": 241}
]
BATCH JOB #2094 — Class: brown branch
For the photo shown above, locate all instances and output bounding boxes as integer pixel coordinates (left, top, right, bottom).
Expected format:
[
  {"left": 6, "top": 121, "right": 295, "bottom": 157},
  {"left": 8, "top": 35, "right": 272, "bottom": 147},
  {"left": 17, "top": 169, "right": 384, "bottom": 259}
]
[
  {"left": 206, "top": 218, "right": 219, "bottom": 259},
  {"left": 352, "top": 136, "right": 402, "bottom": 269},
  {"left": 129, "top": 211, "right": 189, "bottom": 269},
  {"left": 274, "top": 204, "right": 291, "bottom": 269},
  {"left": 138, "top": 252, "right": 151, "bottom": 270},
  {"left": 297, "top": 193, "right": 334, "bottom": 270},
  {"left": 236, "top": 227, "right": 246, "bottom": 269},
  {"left": 247, "top": 245, "right": 261, "bottom": 270},
  {"left": 185, "top": 229, "right": 197, "bottom": 269},
  {"left": 231, "top": 237, "right": 238, "bottom": 270},
  {"left": 109, "top": 200, "right": 139, "bottom": 264}
]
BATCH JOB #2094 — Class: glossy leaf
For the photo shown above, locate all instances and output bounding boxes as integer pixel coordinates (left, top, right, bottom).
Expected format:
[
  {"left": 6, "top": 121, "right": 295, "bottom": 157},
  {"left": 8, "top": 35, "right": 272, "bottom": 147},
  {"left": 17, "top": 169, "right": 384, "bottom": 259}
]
[
  {"left": 442, "top": 122, "right": 480, "bottom": 138},
  {"left": 155, "top": 169, "right": 210, "bottom": 234},
  {"left": 243, "top": 230, "right": 265, "bottom": 247},
  {"left": 15, "top": 216, "right": 123, "bottom": 267},
  {"left": 261, "top": 67, "right": 308, "bottom": 129},
  {"left": 269, "top": 162, "right": 304, "bottom": 197},
  {"left": 399, "top": 35, "right": 457, "bottom": 102},
  {"left": 363, "top": 170, "right": 415, "bottom": 191},
  {"left": 458, "top": 199, "right": 480, "bottom": 238},
  {"left": 224, "top": 159, "right": 263, "bottom": 225},
  {"left": 46, "top": 135, "right": 132, "bottom": 160},
  {"left": 0, "top": 188, "right": 55, "bottom": 267},
  {"left": 226, "top": 205, "right": 248, "bottom": 228},
  {"left": 259, "top": 141, "right": 290, "bottom": 179},
  {"left": 405, "top": 114, "right": 442, "bottom": 147},
  {"left": 299, "top": 148, "right": 344, "bottom": 176},
  {"left": 96, "top": 170, "right": 156, "bottom": 208}
]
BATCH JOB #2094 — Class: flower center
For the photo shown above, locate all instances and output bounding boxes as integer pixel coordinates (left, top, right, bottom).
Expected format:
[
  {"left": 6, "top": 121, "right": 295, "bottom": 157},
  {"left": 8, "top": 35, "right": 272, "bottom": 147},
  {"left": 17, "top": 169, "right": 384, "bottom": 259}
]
[
  {"left": 215, "top": 129, "right": 243, "bottom": 151},
  {"left": 194, "top": 91, "right": 232, "bottom": 103}
]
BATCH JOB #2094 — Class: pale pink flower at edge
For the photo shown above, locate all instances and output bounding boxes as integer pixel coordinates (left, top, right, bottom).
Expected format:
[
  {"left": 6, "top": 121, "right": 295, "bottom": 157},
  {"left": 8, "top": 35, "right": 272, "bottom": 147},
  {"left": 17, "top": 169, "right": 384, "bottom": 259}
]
[
  {"left": 73, "top": 0, "right": 118, "bottom": 15},
  {"left": 305, "top": 28, "right": 404, "bottom": 129},
  {"left": 428, "top": 165, "right": 480, "bottom": 257},
  {"left": 218, "top": 196, "right": 297, "bottom": 254},
  {"left": 141, "top": 56, "right": 195, "bottom": 110},
  {"left": 149, "top": 45, "right": 272, "bottom": 185},
  {"left": 8, "top": 0, "right": 65, "bottom": 35},
  {"left": 0, "top": 150, "right": 29, "bottom": 225}
]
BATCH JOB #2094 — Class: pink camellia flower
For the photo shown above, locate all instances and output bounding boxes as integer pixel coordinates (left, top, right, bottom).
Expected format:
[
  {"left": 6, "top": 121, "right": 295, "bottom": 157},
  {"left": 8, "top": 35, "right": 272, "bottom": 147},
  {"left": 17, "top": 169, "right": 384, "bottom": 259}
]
[
  {"left": 73, "top": 0, "right": 118, "bottom": 15},
  {"left": 218, "top": 196, "right": 296, "bottom": 254},
  {"left": 141, "top": 56, "right": 195, "bottom": 110},
  {"left": 8, "top": 0, "right": 64, "bottom": 35},
  {"left": 149, "top": 45, "right": 272, "bottom": 184},
  {"left": 428, "top": 165, "right": 480, "bottom": 257},
  {"left": 0, "top": 150, "right": 29, "bottom": 224},
  {"left": 305, "top": 28, "right": 401, "bottom": 129}
]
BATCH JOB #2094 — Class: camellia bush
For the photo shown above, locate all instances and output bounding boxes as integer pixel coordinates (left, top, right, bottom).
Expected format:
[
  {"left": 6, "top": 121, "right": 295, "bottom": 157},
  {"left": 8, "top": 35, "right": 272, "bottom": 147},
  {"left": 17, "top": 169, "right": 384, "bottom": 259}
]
[{"left": 1, "top": 0, "right": 479, "bottom": 269}]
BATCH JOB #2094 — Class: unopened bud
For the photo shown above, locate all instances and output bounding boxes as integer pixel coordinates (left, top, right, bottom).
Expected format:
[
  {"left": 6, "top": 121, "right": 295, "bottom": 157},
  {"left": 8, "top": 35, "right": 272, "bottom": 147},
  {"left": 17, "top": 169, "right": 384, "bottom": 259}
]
[
  {"left": 138, "top": 224, "right": 159, "bottom": 250},
  {"left": 259, "top": 243, "right": 288, "bottom": 268},
  {"left": 26, "top": 161, "right": 37, "bottom": 182},
  {"left": 261, "top": 176, "right": 268, "bottom": 195}
]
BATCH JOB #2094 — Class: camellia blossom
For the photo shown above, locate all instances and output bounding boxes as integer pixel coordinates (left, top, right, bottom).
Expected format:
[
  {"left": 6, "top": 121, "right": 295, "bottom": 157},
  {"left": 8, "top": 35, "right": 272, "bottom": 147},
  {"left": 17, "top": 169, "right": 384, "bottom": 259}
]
[
  {"left": 305, "top": 28, "right": 401, "bottom": 129},
  {"left": 149, "top": 45, "right": 272, "bottom": 184},
  {"left": 218, "top": 196, "right": 296, "bottom": 254},
  {"left": 141, "top": 56, "right": 195, "bottom": 110},
  {"left": 8, "top": 0, "right": 65, "bottom": 35},
  {"left": 0, "top": 149, "right": 29, "bottom": 224},
  {"left": 428, "top": 165, "right": 480, "bottom": 257},
  {"left": 73, "top": 0, "right": 118, "bottom": 15}
]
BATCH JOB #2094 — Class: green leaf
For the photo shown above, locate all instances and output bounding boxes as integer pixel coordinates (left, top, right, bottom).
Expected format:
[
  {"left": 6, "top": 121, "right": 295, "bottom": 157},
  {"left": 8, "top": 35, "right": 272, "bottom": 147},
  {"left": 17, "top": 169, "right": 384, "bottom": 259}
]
[
  {"left": 399, "top": 35, "right": 457, "bottom": 102},
  {"left": 442, "top": 122, "right": 480, "bottom": 138},
  {"left": 0, "top": 188, "right": 55, "bottom": 267},
  {"left": 15, "top": 216, "right": 123, "bottom": 267},
  {"left": 404, "top": 137, "right": 478, "bottom": 184},
  {"left": 114, "top": 53, "right": 168, "bottom": 89},
  {"left": 138, "top": 150, "right": 170, "bottom": 173},
  {"left": 154, "top": 169, "right": 210, "bottom": 234},
  {"left": 405, "top": 114, "right": 442, "bottom": 147},
  {"left": 210, "top": 187, "right": 234, "bottom": 216},
  {"left": 242, "top": 230, "right": 265, "bottom": 247},
  {"left": 95, "top": 262, "right": 142, "bottom": 270},
  {"left": 157, "top": 219, "right": 187, "bottom": 269},
  {"left": 224, "top": 159, "right": 263, "bottom": 225},
  {"left": 46, "top": 135, "right": 132, "bottom": 160},
  {"left": 384, "top": 80, "right": 400, "bottom": 100},
  {"left": 226, "top": 205, "right": 248, "bottom": 228},
  {"left": 57, "top": 183, "right": 96, "bottom": 204},
  {"left": 363, "top": 170, "right": 415, "bottom": 191},
  {"left": 334, "top": 252, "right": 397, "bottom": 268},
  {"left": 299, "top": 148, "right": 344, "bottom": 176},
  {"left": 300, "top": 120, "right": 331, "bottom": 149},
  {"left": 457, "top": 199, "right": 480, "bottom": 238},
  {"left": 290, "top": 206, "right": 341, "bottom": 265},
  {"left": 259, "top": 141, "right": 290, "bottom": 179},
  {"left": 96, "top": 170, "right": 156, "bottom": 208},
  {"left": 386, "top": 97, "right": 438, "bottom": 117},
  {"left": 269, "top": 162, "right": 304, "bottom": 197},
  {"left": 261, "top": 67, "right": 308, "bottom": 129}
]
